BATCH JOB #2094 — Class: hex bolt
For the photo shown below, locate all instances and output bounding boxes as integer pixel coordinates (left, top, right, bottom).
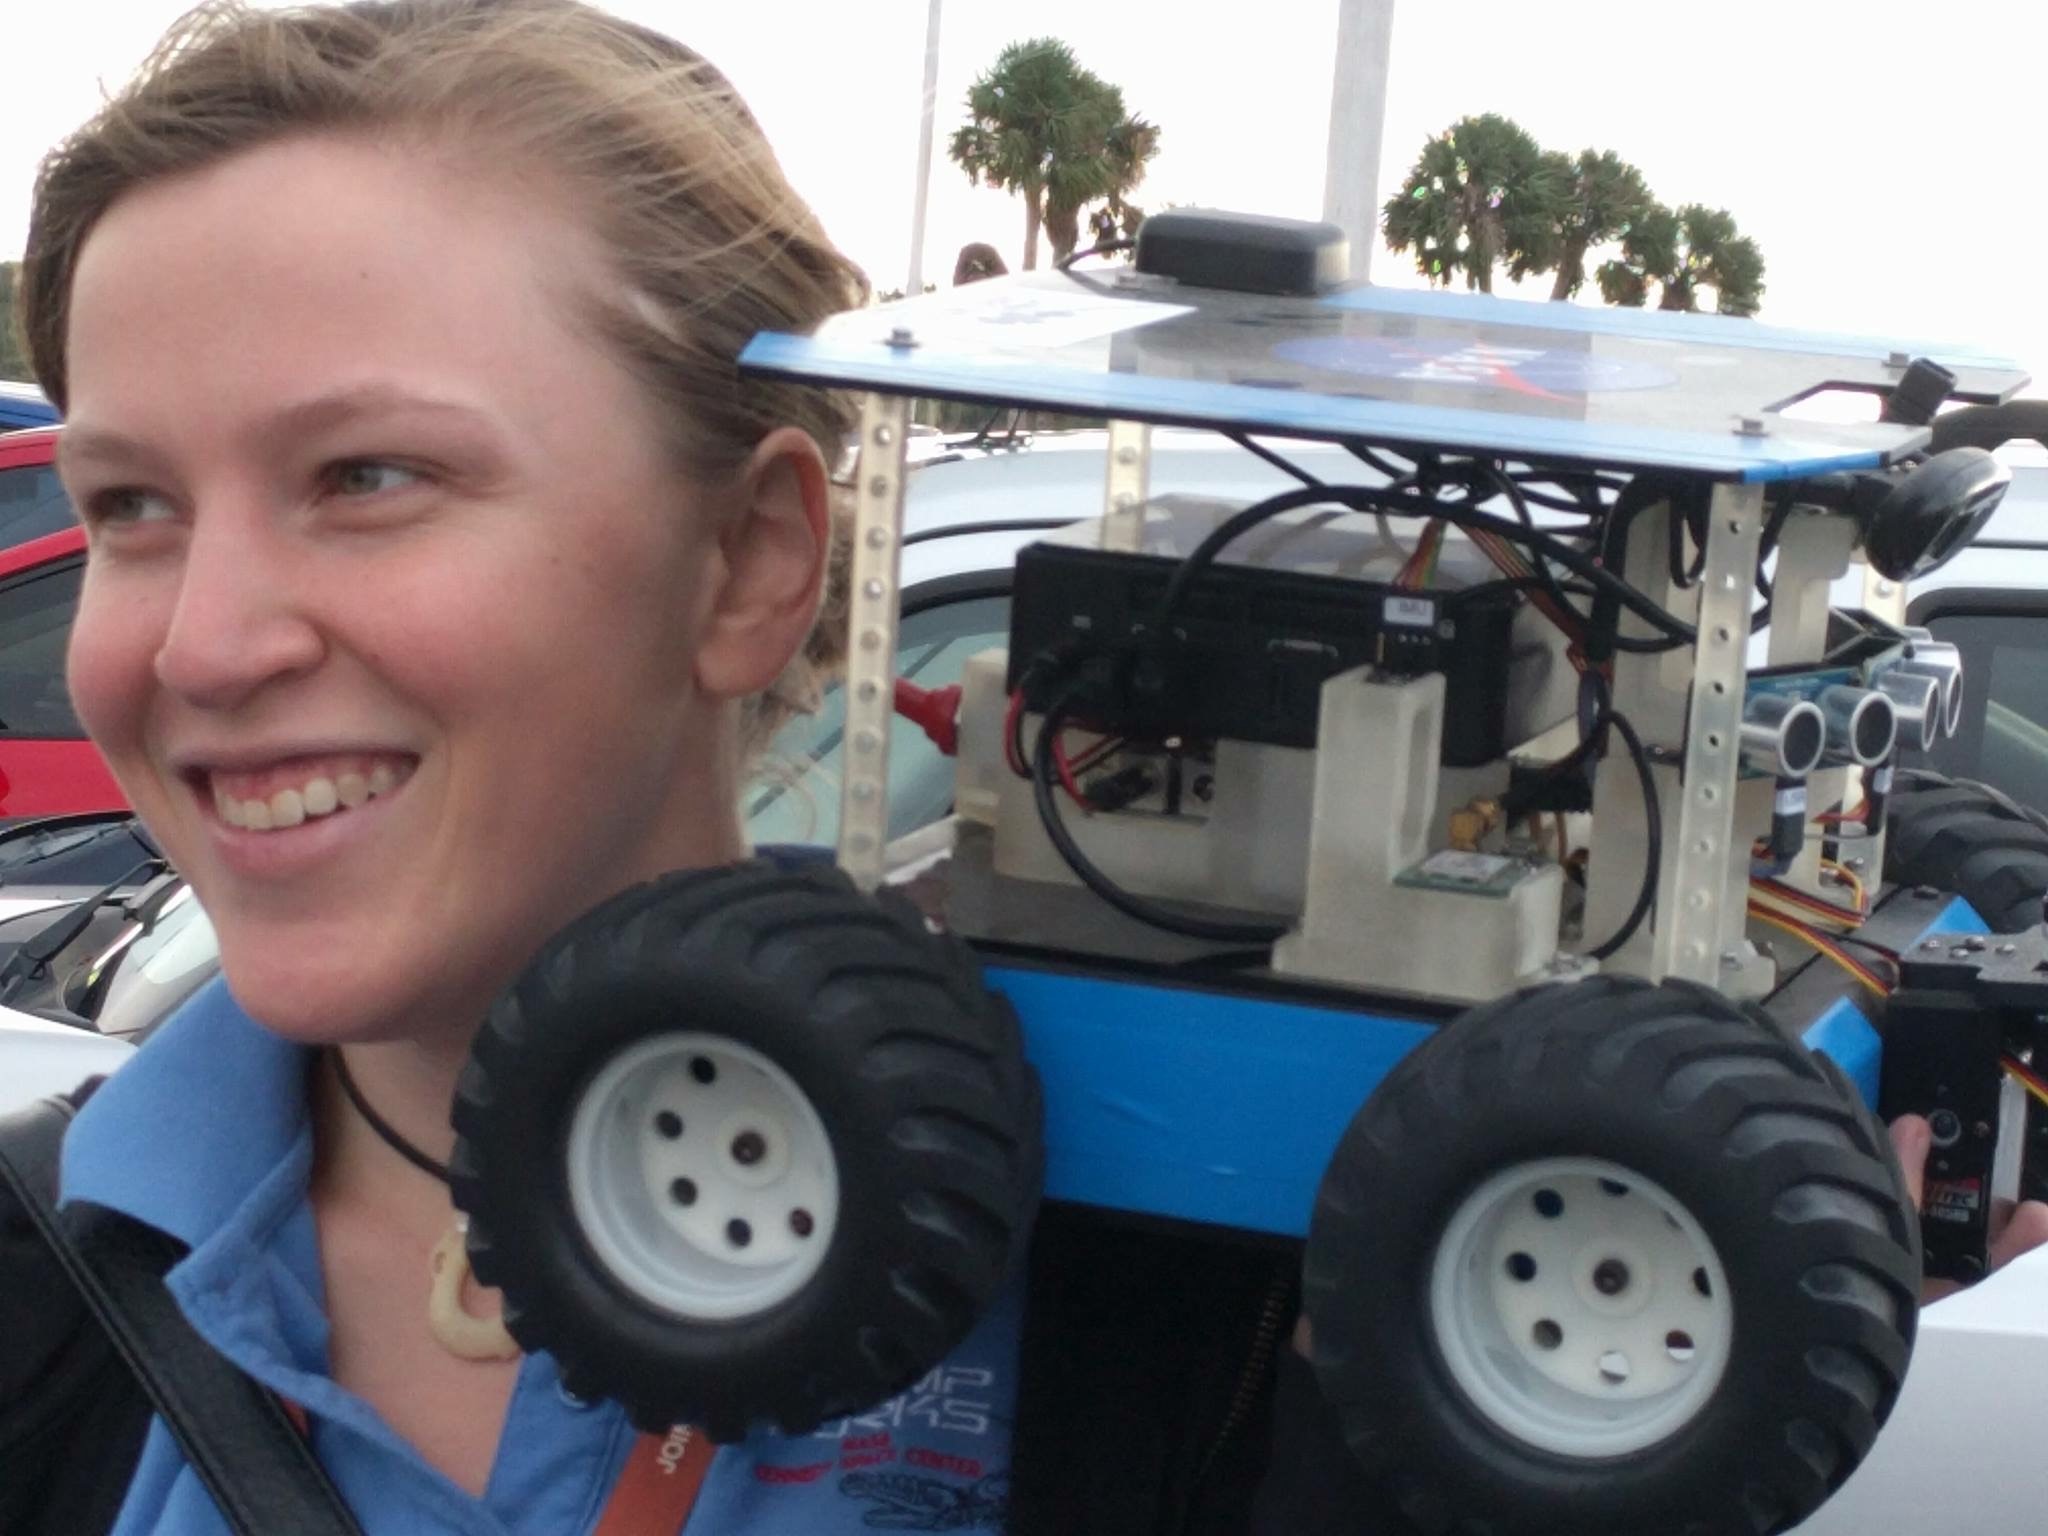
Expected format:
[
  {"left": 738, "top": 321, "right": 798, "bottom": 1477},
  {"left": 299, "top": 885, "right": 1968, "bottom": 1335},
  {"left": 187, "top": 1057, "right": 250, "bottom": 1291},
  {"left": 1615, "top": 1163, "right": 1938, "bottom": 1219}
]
[
  {"left": 1736, "top": 414, "right": 1768, "bottom": 436},
  {"left": 1999, "top": 943, "right": 2020, "bottom": 956},
  {"left": 886, "top": 325, "right": 917, "bottom": 348},
  {"left": 1965, "top": 935, "right": 1989, "bottom": 952}
]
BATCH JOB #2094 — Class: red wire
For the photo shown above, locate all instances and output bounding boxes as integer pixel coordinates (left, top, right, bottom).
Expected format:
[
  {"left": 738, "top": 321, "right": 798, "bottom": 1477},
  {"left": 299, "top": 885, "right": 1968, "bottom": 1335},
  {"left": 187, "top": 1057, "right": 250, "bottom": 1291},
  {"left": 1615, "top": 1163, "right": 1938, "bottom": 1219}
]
[{"left": 1051, "top": 731, "right": 1091, "bottom": 807}]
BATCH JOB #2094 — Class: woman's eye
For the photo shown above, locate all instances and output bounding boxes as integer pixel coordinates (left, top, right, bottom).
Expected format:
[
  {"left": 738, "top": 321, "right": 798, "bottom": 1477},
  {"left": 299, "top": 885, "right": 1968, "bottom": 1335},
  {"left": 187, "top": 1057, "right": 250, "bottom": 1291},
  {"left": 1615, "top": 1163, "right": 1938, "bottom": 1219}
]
[
  {"left": 84, "top": 487, "right": 176, "bottom": 527},
  {"left": 326, "top": 460, "right": 423, "bottom": 498}
]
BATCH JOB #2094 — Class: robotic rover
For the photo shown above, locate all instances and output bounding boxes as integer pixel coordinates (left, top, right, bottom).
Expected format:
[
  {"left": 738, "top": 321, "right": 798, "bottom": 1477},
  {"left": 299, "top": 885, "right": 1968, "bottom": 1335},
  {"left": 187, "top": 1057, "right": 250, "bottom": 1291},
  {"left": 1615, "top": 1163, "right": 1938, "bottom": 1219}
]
[{"left": 447, "top": 211, "right": 2048, "bottom": 1536}]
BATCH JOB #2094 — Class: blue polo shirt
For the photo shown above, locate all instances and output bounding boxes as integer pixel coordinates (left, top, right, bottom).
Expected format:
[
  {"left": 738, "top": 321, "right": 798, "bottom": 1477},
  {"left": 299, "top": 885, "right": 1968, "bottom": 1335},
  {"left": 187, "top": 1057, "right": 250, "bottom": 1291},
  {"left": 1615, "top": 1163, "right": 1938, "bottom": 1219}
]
[{"left": 60, "top": 979, "right": 1021, "bottom": 1535}]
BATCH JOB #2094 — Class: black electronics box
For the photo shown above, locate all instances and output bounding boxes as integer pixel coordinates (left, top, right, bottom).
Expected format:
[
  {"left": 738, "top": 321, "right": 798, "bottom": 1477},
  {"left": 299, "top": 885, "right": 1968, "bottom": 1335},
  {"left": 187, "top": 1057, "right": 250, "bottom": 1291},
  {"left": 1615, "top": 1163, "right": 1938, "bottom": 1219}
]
[{"left": 1005, "top": 542, "right": 1516, "bottom": 766}]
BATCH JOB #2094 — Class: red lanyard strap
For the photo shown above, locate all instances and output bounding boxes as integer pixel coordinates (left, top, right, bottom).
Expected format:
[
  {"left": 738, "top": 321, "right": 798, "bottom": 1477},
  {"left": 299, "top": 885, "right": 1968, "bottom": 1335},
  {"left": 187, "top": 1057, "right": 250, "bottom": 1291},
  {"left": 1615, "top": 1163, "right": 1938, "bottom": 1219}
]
[{"left": 593, "top": 1427, "right": 716, "bottom": 1536}]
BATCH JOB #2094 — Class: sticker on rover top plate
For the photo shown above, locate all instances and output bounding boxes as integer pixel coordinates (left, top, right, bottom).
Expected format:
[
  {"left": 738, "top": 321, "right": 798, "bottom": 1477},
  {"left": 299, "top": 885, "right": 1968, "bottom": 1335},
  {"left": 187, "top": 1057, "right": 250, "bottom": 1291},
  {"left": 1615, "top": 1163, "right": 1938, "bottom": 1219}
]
[
  {"left": 1417, "top": 850, "right": 1515, "bottom": 884},
  {"left": 1383, "top": 595, "right": 1437, "bottom": 628}
]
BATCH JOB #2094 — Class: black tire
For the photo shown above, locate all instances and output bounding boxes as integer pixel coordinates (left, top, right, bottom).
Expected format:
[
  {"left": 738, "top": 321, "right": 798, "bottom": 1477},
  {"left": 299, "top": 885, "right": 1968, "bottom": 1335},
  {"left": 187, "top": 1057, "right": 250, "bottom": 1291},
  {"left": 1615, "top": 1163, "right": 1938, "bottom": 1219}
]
[
  {"left": 450, "top": 859, "right": 1041, "bottom": 1441},
  {"left": 1303, "top": 974, "right": 1920, "bottom": 1536},
  {"left": 1885, "top": 769, "right": 2048, "bottom": 931}
]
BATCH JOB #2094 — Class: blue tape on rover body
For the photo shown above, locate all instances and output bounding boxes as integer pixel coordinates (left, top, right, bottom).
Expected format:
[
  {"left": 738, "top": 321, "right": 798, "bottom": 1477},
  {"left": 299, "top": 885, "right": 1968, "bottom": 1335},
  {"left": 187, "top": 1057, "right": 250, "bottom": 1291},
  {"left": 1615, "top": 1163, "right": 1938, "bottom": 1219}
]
[
  {"left": 991, "top": 897, "right": 1990, "bottom": 1239},
  {"left": 1801, "top": 895, "right": 1992, "bottom": 1108},
  {"left": 982, "top": 962, "right": 1431, "bottom": 1238}
]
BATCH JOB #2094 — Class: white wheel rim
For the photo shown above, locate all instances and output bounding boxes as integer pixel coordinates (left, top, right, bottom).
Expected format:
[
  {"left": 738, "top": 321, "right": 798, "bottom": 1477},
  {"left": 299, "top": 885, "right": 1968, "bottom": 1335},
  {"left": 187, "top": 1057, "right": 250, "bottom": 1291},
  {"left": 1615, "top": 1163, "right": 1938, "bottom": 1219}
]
[
  {"left": 1427, "top": 1156, "right": 1733, "bottom": 1458},
  {"left": 566, "top": 1034, "right": 841, "bottom": 1321}
]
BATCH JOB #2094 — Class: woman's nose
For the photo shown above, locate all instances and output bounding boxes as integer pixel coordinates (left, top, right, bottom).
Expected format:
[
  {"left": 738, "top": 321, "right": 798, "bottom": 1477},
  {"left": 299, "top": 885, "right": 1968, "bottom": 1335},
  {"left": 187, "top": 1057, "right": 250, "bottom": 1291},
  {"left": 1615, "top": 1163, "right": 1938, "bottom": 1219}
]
[{"left": 151, "top": 517, "right": 325, "bottom": 711}]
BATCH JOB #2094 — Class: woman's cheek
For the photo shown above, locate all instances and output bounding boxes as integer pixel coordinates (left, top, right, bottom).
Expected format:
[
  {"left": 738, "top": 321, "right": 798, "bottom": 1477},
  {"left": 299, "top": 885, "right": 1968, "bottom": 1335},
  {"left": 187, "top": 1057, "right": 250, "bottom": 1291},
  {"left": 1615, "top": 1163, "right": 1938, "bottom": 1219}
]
[{"left": 66, "top": 569, "right": 164, "bottom": 754}]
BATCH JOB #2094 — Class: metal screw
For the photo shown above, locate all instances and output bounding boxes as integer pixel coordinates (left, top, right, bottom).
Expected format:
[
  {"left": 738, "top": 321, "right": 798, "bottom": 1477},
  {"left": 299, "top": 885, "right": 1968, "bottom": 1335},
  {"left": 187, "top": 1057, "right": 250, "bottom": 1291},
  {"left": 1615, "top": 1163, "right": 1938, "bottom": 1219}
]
[
  {"left": 1965, "top": 934, "right": 1989, "bottom": 952},
  {"left": 1592, "top": 1259, "right": 1632, "bottom": 1296},
  {"left": 1720, "top": 950, "right": 1743, "bottom": 971},
  {"left": 1975, "top": 1120, "right": 1995, "bottom": 1140},
  {"left": 1999, "top": 943, "right": 2019, "bottom": 956},
  {"left": 886, "top": 325, "right": 917, "bottom": 348},
  {"left": 1736, "top": 414, "right": 1768, "bottom": 437},
  {"left": 1922, "top": 938, "right": 1945, "bottom": 950},
  {"left": 872, "top": 423, "right": 895, "bottom": 447},
  {"left": 1846, "top": 857, "right": 1867, "bottom": 873},
  {"left": 1114, "top": 445, "right": 1139, "bottom": 466},
  {"left": 1952, "top": 946, "right": 1974, "bottom": 959}
]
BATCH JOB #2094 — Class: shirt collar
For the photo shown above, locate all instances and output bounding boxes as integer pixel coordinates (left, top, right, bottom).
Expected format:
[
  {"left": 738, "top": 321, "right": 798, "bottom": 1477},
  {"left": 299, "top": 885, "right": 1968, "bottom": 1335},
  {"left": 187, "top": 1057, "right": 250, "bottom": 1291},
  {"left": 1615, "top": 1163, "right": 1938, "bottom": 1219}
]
[{"left": 60, "top": 975, "right": 312, "bottom": 1250}]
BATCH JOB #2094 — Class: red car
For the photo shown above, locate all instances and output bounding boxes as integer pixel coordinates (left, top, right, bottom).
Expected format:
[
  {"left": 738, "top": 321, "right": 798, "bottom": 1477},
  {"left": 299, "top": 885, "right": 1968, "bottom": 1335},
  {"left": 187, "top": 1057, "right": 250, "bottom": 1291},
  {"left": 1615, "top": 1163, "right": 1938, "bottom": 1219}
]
[{"left": 0, "top": 428, "right": 124, "bottom": 820}]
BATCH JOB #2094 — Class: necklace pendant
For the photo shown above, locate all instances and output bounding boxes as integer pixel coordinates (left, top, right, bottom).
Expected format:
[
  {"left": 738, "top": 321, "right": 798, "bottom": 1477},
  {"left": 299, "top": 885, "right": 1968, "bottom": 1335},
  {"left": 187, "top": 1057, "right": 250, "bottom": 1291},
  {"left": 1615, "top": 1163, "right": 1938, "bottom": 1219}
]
[{"left": 427, "top": 1221, "right": 521, "bottom": 1362}]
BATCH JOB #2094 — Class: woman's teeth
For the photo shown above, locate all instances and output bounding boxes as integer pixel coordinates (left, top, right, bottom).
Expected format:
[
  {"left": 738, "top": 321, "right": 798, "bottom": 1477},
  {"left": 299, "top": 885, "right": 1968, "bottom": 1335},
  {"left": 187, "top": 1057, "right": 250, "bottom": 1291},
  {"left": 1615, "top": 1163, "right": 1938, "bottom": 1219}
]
[{"left": 214, "top": 764, "right": 399, "bottom": 831}]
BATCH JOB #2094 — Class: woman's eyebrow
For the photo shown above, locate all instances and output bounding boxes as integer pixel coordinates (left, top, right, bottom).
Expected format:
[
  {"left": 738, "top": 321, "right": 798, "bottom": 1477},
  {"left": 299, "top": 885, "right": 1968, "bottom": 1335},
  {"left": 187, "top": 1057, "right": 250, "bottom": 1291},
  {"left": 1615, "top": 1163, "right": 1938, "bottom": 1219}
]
[{"left": 58, "top": 385, "right": 503, "bottom": 475}]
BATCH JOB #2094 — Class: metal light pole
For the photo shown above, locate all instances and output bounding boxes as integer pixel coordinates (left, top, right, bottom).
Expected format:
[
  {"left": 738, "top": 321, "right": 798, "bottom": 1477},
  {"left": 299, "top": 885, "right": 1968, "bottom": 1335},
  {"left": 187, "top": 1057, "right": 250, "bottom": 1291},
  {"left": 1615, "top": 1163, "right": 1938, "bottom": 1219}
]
[
  {"left": 905, "top": 0, "right": 943, "bottom": 296},
  {"left": 1322, "top": 0, "right": 1397, "bottom": 281}
]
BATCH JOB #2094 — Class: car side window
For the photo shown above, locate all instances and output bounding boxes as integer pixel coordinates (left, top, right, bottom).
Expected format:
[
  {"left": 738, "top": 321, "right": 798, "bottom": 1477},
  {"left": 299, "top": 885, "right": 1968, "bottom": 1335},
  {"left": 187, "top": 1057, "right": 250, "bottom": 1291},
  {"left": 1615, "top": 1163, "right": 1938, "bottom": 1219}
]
[
  {"left": 746, "top": 591, "right": 1011, "bottom": 847},
  {"left": 1917, "top": 605, "right": 2048, "bottom": 810},
  {"left": 0, "top": 557, "right": 87, "bottom": 739},
  {"left": 0, "top": 462, "right": 79, "bottom": 547}
]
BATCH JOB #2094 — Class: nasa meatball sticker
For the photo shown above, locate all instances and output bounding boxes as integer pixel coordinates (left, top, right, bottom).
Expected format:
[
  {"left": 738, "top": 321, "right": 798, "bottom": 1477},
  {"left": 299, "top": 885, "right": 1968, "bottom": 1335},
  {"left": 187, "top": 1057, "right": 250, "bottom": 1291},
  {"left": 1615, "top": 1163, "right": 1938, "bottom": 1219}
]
[{"left": 1272, "top": 335, "right": 1679, "bottom": 398}]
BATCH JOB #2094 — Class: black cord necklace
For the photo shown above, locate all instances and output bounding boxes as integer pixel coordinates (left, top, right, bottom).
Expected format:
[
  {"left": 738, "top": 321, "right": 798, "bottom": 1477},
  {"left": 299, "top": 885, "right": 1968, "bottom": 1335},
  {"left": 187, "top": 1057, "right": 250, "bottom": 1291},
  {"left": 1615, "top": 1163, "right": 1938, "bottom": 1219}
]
[{"left": 328, "top": 1048, "right": 451, "bottom": 1185}]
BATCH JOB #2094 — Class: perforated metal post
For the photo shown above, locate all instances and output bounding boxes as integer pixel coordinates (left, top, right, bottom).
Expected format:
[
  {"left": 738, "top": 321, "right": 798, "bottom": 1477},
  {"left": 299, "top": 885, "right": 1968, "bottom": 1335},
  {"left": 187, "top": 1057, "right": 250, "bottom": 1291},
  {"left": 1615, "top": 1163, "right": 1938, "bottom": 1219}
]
[
  {"left": 1666, "top": 482, "right": 1766, "bottom": 983},
  {"left": 836, "top": 393, "right": 912, "bottom": 891},
  {"left": 1861, "top": 561, "right": 1907, "bottom": 626},
  {"left": 1101, "top": 419, "right": 1151, "bottom": 551}
]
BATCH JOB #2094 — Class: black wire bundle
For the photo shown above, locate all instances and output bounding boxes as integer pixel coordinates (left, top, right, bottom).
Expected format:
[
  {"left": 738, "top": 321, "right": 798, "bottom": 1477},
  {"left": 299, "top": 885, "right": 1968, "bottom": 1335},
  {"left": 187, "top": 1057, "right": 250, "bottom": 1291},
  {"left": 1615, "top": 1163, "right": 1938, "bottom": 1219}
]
[{"left": 1016, "top": 461, "right": 1685, "bottom": 955}]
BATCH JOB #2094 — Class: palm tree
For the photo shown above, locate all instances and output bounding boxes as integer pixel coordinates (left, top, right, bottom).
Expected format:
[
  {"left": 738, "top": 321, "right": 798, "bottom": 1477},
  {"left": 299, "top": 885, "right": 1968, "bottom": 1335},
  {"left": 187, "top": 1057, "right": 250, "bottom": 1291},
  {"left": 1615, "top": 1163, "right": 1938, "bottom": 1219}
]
[
  {"left": 949, "top": 39, "right": 1156, "bottom": 270},
  {"left": 1382, "top": 115, "right": 1563, "bottom": 294},
  {"left": 1597, "top": 201, "right": 1766, "bottom": 317},
  {"left": 1519, "top": 148, "right": 1652, "bottom": 301}
]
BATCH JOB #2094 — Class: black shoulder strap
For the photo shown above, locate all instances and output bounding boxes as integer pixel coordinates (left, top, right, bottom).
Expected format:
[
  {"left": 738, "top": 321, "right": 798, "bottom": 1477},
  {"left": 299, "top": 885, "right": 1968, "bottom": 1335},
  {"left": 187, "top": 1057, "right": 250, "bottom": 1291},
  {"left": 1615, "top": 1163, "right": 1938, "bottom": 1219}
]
[{"left": 0, "top": 1095, "right": 367, "bottom": 1536}]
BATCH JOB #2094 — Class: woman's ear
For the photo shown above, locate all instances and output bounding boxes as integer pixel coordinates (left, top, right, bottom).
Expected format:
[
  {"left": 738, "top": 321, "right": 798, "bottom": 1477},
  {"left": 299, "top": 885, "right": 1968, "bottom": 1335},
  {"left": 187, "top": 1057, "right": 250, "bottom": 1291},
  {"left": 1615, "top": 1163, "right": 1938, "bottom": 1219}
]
[{"left": 691, "top": 425, "right": 832, "bottom": 702}]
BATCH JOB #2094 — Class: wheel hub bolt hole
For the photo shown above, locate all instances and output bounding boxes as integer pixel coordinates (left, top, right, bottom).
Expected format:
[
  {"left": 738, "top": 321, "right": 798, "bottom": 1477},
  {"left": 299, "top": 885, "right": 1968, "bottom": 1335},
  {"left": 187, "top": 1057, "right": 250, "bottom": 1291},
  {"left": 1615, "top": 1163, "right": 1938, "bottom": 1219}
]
[
  {"left": 1693, "top": 1266, "right": 1712, "bottom": 1298},
  {"left": 731, "top": 1130, "right": 768, "bottom": 1166},
  {"left": 1598, "top": 1350, "right": 1631, "bottom": 1385},
  {"left": 1666, "top": 1329, "right": 1696, "bottom": 1363},
  {"left": 653, "top": 1110, "right": 683, "bottom": 1140},
  {"left": 1505, "top": 1251, "right": 1537, "bottom": 1282},
  {"left": 1592, "top": 1258, "right": 1631, "bottom": 1296},
  {"left": 1599, "top": 1178, "right": 1629, "bottom": 1197},
  {"left": 726, "top": 1218, "right": 752, "bottom": 1249},
  {"left": 690, "top": 1056, "right": 717, "bottom": 1085},
  {"left": 1533, "top": 1188, "right": 1564, "bottom": 1218},
  {"left": 1532, "top": 1319, "right": 1563, "bottom": 1350},
  {"left": 669, "top": 1177, "right": 698, "bottom": 1207},
  {"left": 790, "top": 1208, "right": 814, "bottom": 1238}
]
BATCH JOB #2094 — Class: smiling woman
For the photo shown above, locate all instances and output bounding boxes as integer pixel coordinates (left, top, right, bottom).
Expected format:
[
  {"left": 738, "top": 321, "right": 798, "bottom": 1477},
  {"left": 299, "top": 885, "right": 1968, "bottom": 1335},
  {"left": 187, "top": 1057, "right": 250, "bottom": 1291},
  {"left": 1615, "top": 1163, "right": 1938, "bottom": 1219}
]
[{"left": 0, "top": 6, "right": 1046, "bottom": 1536}]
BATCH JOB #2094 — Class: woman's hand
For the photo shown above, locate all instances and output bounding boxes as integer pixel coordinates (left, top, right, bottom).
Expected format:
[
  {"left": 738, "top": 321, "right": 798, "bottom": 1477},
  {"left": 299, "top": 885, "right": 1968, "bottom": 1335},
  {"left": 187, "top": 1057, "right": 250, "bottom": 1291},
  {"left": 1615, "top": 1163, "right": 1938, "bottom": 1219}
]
[{"left": 1890, "top": 1113, "right": 2048, "bottom": 1301}]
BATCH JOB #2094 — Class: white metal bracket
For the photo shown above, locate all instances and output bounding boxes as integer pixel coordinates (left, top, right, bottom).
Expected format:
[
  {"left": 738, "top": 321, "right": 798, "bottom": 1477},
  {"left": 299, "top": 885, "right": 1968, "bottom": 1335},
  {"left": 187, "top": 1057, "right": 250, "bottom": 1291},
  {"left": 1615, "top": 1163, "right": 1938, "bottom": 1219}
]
[
  {"left": 1666, "top": 482, "right": 1766, "bottom": 982},
  {"left": 836, "top": 393, "right": 912, "bottom": 891},
  {"left": 1101, "top": 418, "right": 1151, "bottom": 552}
]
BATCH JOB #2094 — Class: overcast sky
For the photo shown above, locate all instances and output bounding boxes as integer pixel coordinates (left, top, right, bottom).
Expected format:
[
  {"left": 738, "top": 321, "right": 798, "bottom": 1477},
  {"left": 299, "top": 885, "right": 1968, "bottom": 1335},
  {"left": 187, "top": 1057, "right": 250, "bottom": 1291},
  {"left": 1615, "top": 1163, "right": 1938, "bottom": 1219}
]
[{"left": 6, "top": 1, "right": 2045, "bottom": 386}]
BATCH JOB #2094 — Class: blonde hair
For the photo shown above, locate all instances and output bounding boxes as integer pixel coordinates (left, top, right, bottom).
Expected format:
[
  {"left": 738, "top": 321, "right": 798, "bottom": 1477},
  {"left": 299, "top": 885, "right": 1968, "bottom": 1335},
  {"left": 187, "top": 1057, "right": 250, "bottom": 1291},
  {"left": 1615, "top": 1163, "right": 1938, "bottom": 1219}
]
[{"left": 20, "top": 0, "right": 867, "bottom": 751}]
